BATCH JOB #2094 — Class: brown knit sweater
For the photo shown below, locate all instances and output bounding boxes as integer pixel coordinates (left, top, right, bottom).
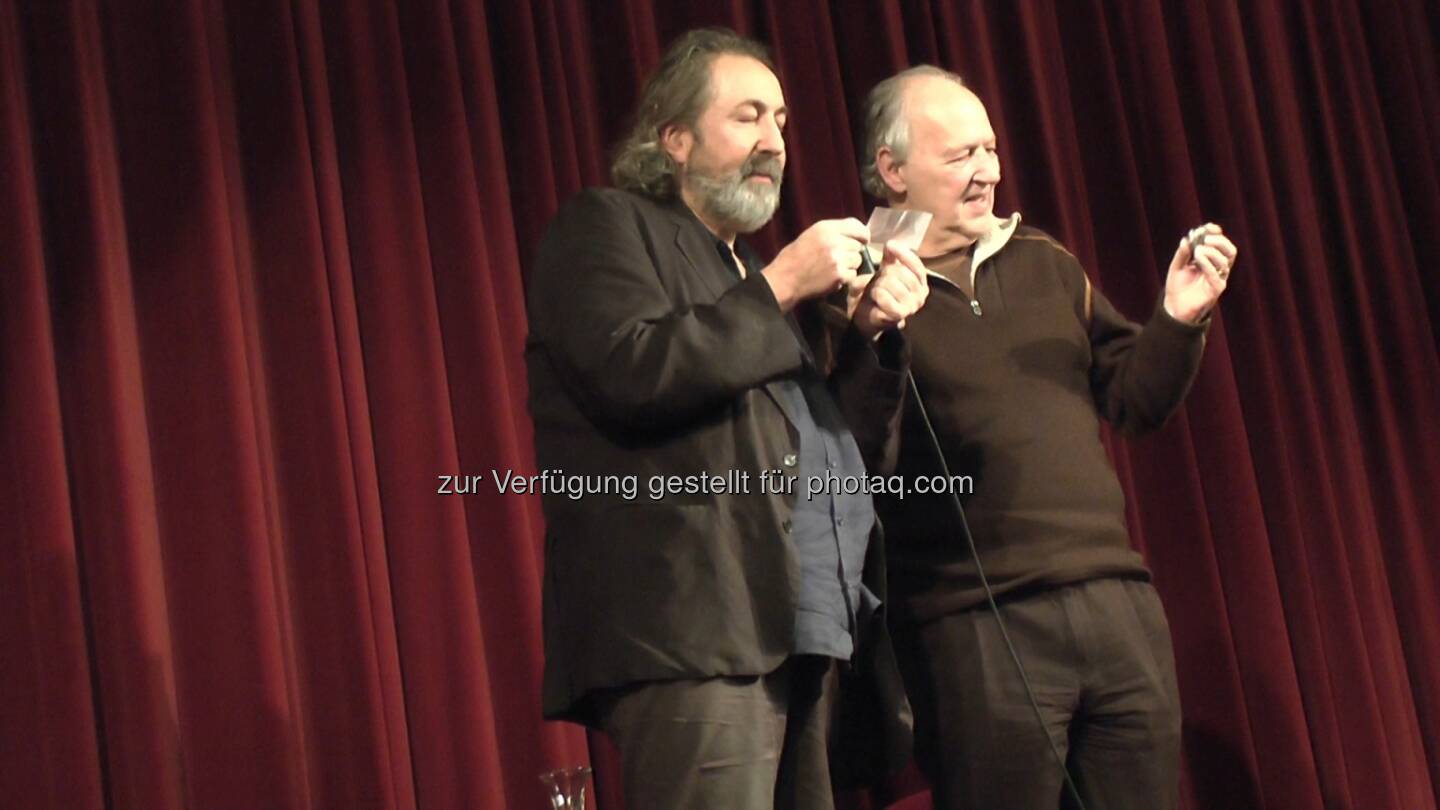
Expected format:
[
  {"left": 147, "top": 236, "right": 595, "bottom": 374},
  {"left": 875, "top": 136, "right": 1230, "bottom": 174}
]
[{"left": 880, "top": 221, "right": 1209, "bottom": 621}]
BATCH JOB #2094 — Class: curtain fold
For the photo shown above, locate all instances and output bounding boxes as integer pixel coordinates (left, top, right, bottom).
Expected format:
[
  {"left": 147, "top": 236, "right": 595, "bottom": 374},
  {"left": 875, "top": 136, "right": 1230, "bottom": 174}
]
[{"left": 2, "top": 2, "right": 1437, "bottom": 809}]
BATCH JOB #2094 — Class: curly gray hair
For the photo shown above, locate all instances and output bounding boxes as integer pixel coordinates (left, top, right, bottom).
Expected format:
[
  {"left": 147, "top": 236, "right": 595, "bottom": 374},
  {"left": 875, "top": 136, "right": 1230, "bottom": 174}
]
[{"left": 611, "top": 29, "right": 775, "bottom": 200}]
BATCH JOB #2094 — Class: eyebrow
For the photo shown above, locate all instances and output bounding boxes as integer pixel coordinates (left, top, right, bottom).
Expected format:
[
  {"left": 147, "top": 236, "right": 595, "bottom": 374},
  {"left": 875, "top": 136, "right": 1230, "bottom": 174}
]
[
  {"left": 942, "top": 139, "right": 997, "bottom": 157},
  {"left": 736, "top": 100, "right": 788, "bottom": 116}
]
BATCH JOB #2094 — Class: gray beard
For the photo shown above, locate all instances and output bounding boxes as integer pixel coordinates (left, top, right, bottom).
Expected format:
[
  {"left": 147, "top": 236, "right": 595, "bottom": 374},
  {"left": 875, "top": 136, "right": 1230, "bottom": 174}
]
[{"left": 685, "top": 160, "right": 782, "bottom": 234}]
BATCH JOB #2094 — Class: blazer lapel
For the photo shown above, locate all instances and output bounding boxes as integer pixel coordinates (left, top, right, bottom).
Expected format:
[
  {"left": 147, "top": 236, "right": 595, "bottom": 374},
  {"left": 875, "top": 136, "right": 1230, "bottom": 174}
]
[
  {"left": 668, "top": 207, "right": 801, "bottom": 428},
  {"left": 671, "top": 215, "right": 733, "bottom": 302}
]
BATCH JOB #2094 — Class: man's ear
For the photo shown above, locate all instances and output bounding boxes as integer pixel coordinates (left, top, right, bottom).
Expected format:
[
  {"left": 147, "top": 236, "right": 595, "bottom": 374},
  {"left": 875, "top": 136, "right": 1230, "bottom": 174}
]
[
  {"left": 660, "top": 123, "right": 694, "bottom": 167},
  {"left": 877, "top": 147, "right": 906, "bottom": 195}
]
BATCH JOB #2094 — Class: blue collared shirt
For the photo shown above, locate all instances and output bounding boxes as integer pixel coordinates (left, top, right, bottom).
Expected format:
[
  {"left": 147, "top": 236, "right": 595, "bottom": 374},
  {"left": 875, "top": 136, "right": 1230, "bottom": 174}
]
[{"left": 722, "top": 239, "right": 877, "bottom": 660}]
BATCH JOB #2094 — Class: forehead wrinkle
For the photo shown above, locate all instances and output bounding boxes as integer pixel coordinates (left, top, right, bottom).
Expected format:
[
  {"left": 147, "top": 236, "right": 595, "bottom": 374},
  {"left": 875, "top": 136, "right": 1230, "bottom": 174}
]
[
  {"left": 910, "top": 101, "right": 993, "bottom": 154},
  {"left": 707, "top": 56, "right": 782, "bottom": 104}
]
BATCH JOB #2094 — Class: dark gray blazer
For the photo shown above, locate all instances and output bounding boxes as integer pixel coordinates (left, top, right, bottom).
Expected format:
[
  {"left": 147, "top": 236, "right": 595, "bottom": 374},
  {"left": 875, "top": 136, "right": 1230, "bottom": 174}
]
[{"left": 525, "top": 187, "right": 910, "bottom": 784}]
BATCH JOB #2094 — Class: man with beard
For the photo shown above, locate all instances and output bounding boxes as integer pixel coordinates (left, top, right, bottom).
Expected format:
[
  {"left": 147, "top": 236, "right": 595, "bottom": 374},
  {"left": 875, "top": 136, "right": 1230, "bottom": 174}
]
[
  {"left": 525, "top": 28, "right": 927, "bottom": 809},
  {"left": 857, "top": 67, "right": 1238, "bottom": 809}
]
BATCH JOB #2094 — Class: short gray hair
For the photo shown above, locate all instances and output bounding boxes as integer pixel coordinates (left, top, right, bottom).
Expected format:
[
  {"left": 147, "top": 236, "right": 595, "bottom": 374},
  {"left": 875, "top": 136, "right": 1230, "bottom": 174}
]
[
  {"left": 859, "top": 65, "right": 966, "bottom": 199},
  {"left": 611, "top": 29, "right": 775, "bottom": 200}
]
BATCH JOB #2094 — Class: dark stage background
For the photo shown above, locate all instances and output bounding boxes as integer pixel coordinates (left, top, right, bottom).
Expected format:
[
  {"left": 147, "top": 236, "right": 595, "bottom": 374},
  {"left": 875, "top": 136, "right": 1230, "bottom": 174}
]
[{"left": 3, "top": 1, "right": 1439, "bottom": 808}]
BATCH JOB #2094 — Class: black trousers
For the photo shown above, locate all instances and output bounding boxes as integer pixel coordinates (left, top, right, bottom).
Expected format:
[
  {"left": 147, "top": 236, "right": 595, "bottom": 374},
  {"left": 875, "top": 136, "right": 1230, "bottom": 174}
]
[
  {"left": 894, "top": 578, "right": 1182, "bottom": 810},
  {"left": 596, "top": 655, "right": 837, "bottom": 810}
]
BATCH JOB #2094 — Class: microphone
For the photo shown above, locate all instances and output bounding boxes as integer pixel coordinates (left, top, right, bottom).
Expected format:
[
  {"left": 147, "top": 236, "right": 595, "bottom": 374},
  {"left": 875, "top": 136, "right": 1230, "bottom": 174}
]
[{"left": 859, "top": 206, "right": 1091, "bottom": 810}]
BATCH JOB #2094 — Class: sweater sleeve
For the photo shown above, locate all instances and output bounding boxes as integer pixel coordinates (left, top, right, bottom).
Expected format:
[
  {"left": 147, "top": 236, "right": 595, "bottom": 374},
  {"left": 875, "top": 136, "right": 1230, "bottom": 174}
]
[{"left": 1086, "top": 275, "right": 1209, "bottom": 436}]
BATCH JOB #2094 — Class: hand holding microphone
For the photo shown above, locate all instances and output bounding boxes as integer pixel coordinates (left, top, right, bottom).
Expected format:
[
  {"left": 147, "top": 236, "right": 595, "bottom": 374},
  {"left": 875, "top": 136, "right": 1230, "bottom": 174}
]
[
  {"left": 761, "top": 218, "right": 870, "bottom": 312},
  {"left": 851, "top": 244, "right": 929, "bottom": 338}
]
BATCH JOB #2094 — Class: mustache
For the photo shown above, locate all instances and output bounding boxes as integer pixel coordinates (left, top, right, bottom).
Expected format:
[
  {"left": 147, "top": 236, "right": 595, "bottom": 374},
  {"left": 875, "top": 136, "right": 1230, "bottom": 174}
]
[{"left": 741, "top": 153, "right": 784, "bottom": 183}]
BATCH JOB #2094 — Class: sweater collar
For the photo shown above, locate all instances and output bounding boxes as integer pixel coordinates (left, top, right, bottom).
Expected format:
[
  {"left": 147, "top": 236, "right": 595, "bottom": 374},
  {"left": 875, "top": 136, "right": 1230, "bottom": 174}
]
[
  {"left": 919, "top": 212, "right": 1022, "bottom": 290},
  {"left": 972, "top": 212, "right": 1022, "bottom": 268}
]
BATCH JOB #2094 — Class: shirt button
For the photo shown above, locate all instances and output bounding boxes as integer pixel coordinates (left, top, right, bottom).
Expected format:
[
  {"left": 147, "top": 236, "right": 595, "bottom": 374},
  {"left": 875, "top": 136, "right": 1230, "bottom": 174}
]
[
  {"left": 837, "top": 517, "right": 846, "bottom": 527},
  {"left": 783, "top": 453, "right": 798, "bottom": 467},
  {"left": 782, "top": 519, "right": 793, "bottom": 533}
]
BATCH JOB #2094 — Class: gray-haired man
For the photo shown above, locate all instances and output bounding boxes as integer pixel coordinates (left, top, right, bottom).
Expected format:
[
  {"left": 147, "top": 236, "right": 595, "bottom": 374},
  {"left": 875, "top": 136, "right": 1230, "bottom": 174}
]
[{"left": 859, "top": 66, "right": 1238, "bottom": 809}]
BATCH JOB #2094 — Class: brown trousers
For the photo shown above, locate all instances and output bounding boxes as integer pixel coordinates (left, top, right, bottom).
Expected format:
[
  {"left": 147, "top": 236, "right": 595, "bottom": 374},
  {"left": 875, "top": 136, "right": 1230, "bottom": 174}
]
[
  {"left": 596, "top": 655, "right": 837, "bottom": 810},
  {"left": 895, "top": 577, "right": 1182, "bottom": 810}
]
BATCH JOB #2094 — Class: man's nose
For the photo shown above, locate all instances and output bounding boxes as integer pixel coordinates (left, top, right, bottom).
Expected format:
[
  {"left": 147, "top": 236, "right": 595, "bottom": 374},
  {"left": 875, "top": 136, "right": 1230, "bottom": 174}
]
[
  {"left": 974, "top": 151, "right": 1001, "bottom": 184},
  {"left": 757, "top": 116, "right": 785, "bottom": 154}
]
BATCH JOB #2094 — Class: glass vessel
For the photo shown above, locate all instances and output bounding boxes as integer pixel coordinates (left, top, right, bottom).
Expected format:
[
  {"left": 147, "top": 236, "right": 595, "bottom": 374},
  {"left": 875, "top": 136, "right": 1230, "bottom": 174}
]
[{"left": 539, "top": 766, "right": 592, "bottom": 810}]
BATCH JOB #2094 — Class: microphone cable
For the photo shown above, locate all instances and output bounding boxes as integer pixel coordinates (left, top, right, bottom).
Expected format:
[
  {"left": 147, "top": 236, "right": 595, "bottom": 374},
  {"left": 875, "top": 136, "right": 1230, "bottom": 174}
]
[{"left": 860, "top": 249, "right": 1088, "bottom": 810}]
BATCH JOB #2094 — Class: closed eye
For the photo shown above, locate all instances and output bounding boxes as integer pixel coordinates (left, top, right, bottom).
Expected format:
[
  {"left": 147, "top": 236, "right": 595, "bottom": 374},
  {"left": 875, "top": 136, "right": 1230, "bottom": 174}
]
[{"left": 950, "top": 144, "right": 997, "bottom": 163}]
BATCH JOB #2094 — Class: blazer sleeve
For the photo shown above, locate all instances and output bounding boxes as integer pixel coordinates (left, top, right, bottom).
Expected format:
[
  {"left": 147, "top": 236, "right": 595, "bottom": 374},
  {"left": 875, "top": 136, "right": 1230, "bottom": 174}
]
[
  {"left": 527, "top": 189, "right": 805, "bottom": 431},
  {"left": 800, "top": 298, "right": 910, "bottom": 474}
]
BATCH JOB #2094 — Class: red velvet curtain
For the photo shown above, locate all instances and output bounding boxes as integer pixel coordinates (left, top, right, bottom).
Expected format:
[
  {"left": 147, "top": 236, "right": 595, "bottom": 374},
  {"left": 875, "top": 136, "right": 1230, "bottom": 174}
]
[{"left": 2, "top": 2, "right": 1437, "bottom": 809}]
